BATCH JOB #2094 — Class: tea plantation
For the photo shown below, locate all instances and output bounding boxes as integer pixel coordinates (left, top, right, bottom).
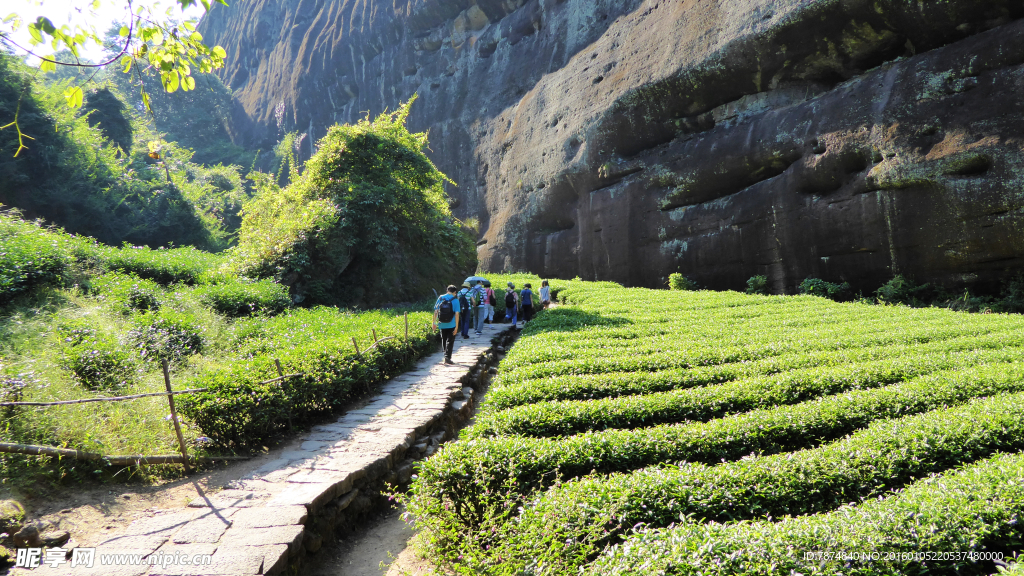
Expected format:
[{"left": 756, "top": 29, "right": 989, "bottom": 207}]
[{"left": 407, "top": 282, "right": 1024, "bottom": 575}]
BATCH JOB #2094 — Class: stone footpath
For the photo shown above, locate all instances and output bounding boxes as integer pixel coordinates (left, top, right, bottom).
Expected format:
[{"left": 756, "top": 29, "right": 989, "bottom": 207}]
[{"left": 15, "top": 321, "right": 513, "bottom": 575}]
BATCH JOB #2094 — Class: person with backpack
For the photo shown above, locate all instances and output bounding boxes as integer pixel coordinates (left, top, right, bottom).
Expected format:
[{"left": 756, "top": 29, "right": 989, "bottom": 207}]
[
  {"left": 505, "top": 282, "right": 519, "bottom": 329},
  {"left": 540, "top": 280, "right": 551, "bottom": 309},
  {"left": 471, "top": 280, "right": 487, "bottom": 335},
  {"left": 458, "top": 283, "right": 473, "bottom": 339},
  {"left": 521, "top": 283, "right": 535, "bottom": 323},
  {"left": 433, "top": 285, "right": 461, "bottom": 364},
  {"left": 483, "top": 281, "right": 496, "bottom": 324}
]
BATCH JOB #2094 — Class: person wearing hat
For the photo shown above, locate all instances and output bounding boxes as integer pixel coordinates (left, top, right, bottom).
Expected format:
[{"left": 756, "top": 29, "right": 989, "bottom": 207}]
[
  {"left": 457, "top": 282, "right": 473, "bottom": 339},
  {"left": 504, "top": 282, "right": 520, "bottom": 329}
]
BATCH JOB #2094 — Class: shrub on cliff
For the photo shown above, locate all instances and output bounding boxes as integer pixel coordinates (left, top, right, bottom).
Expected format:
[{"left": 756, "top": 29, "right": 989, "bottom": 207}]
[{"left": 233, "top": 96, "right": 476, "bottom": 307}]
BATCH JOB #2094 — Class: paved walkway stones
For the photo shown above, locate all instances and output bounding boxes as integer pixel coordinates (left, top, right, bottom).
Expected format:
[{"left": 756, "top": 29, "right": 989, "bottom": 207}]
[{"left": 14, "top": 321, "right": 512, "bottom": 575}]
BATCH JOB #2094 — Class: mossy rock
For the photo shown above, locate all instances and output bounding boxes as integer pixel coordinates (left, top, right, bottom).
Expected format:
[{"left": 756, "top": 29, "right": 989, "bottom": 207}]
[{"left": 0, "top": 500, "right": 25, "bottom": 534}]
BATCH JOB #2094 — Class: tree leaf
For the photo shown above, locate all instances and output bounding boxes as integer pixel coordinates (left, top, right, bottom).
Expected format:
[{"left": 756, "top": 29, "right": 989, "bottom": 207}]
[
  {"left": 163, "top": 71, "right": 180, "bottom": 93},
  {"left": 150, "top": 30, "right": 164, "bottom": 45},
  {"left": 119, "top": 25, "right": 130, "bottom": 37},
  {"left": 182, "top": 75, "right": 195, "bottom": 91},
  {"left": 39, "top": 59, "right": 57, "bottom": 73},
  {"left": 212, "top": 45, "right": 226, "bottom": 58},
  {"left": 27, "top": 24, "right": 42, "bottom": 44},
  {"left": 63, "top": 86, "right": 84, "bottom": 109}
]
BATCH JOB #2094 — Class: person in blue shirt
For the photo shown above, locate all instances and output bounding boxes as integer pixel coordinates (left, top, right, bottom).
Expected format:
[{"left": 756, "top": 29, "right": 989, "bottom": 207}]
[
  {"left": 433, "top": 285, "right": 461, "bottom": 364},
  {"left": 521, "top": 283, "right": 535, "bottom": 323}
]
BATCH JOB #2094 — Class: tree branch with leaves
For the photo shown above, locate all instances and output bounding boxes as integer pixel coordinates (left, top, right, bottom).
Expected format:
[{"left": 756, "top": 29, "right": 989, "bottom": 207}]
[{"left": 0, "top": 0, "right": 230, "bottom": 111}]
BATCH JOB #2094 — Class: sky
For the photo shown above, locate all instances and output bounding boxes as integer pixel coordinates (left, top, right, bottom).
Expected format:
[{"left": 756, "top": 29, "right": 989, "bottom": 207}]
[{"left": 2, "top": 0, "right": 206, "bottom": 63}]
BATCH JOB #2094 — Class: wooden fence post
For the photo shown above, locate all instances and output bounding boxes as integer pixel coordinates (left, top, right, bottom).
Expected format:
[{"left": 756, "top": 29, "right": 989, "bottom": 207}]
[
  {"left": 161, "top": 360, "right": 191, "bottom": 474},
  {"left": 352, "top": 337, "right": 361, "bottom": 359},
  {"left": 274, "top": 358, "right": 284, "bottom": 378},
  {"left": 372, "top": 329, "right": 378, "bottom": 344},
  {"left": 404, "top": 313, "right": 409, "bottom": 343}
]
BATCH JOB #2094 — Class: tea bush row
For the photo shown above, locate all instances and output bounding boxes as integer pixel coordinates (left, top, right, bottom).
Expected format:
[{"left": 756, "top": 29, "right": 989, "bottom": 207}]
[
  {"left": 495, "top": 393, "right": 1024, "bottom": 576},
  {"left": 484, "top": 330, "right": 1024, "bottom": 410},
  {"left": 470, "top": 347, "right": 1024, "bottom": 438},
  {"left": 179, "top": 307, "right": 436, "bottom": 448},
  {"left": 588, "top": 450, "right": 1024, "bottom": 575},
  {"left": 408, "top": 362, "right": 1024, "bottom": 539}
]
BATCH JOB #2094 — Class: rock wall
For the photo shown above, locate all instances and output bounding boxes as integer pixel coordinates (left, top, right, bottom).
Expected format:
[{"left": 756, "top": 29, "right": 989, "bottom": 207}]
[{"left": 199, "top": 0, "right": 1024, "bottom": 292}]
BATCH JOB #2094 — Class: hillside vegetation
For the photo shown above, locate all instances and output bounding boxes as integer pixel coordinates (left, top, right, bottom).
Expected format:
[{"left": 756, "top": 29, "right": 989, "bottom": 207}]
[
  {"left": 0, "top": 207, "right": 437, "bottom": 484},
  {"left": 233, "top": 97, "right": 476, "bottom": 307},
  {"left": 0, "top": 53, "right": 251, "bottom": 251},
  {"left": 407, "top": 281, "right": 1024, "bottom": 575}
]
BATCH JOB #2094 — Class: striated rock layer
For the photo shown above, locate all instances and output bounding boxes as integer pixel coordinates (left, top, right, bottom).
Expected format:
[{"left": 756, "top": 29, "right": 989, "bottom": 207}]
[{"left": 200, "top": 0, "right": 1024, "bottom": 292}]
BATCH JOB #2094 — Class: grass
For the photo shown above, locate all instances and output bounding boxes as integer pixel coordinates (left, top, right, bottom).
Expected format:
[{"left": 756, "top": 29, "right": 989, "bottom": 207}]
[{"left": 405, "top": 281, "right": 1024, "bottom": 575}]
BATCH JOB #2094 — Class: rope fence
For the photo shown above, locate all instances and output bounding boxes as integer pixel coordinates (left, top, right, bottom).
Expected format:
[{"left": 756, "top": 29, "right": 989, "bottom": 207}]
[{"left": 0, "top": 313, "right": 417, "bottom": 471}]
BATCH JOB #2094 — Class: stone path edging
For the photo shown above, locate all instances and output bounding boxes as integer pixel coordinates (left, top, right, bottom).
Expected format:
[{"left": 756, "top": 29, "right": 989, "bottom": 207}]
[{"left": 16, "top": 321, "right": 515, "bottom": 575}]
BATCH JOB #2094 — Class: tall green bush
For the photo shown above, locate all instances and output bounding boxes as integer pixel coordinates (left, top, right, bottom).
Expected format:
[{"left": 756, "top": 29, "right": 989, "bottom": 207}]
[{"left": 233, "top": 96, "right": 476, "bottom": 307}]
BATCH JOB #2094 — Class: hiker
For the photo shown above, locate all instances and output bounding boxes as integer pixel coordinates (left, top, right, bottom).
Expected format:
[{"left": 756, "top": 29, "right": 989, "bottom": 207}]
[
  {"left": 483, "top": 281, "right": 496, "bottom": 324},
  {"left": 433, "top": 285, "right": 461, "bottom": 364},
  {"left": 540, "top": 280, "right": 551, "bottom": 309},
  {"left": 521, "top": 283, "right": 535, "bottom": 323},
  {"left": 505, "top": 282, "right": 520, "bottom": 328},
  {"left": 458, "top": 283, "right": 473, "bottom": 339},
  {"left": 472, "top": 281, "right": 487, "bottom": 335}
]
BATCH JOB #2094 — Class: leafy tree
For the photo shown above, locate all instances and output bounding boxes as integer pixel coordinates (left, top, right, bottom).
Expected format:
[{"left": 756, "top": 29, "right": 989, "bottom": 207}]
[
  {"left": 81, "top": 86, "right": 133, "bottom": 152},
  {"left": 0, "top": 0, "right": 229, "bottom": 111},
  {"left": 233, "top": 96, "right": 477, "bottom": 307}
]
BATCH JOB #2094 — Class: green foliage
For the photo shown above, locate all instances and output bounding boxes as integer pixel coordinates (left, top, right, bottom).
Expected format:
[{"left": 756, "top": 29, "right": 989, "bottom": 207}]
[
  {"left": 126, "top": 309, "right": 204, "bottom": 363},
  {"left": 667, "top": 272, "right": 697, "bottom": 291},
  {"left": 745, "top": 274, "right": 769, "bottom": 295},
  {"left": 233, "top": 96, "right": 476, "bottom": 307},
  {"left": 498, "top": 394, "right": 1024, "bottom": 576},
  {"left": 589, "top": 451, "right": 1024, "bottom": 575},
  {"left": 0, "top": 55, "right": 230, "bottom": 250},
  {"left": 57, "top": 322, "right": 136, "bottom": 390},
  {"left": 192, "top": 278, "right": 291, "bottom": 317},
  {"left": 407, "top": 280, "right": 1024, "bottom": 575},
  {"left": 178, "top": 307, "right": 437, "bottom": 448},
  {"left": 0, "top": 214, "right": 71, "bottom": 303},
  {"left": 80, "top": 87, "right": 133, "bottom": 153},
  {"left": 91, "top": 272, "right": 162, "bottom": 314},
  {"left": 106, "top": 69, "right": 254, "bottom": 167},
  {"left": 798, "top": 277, "right": 852, "bottom": 301},
  {"left": 875, "top": 274, "right": 939, "bottom": 305},
  {"left": 92, "top": 244, "right": 227, "bottom": 285}
]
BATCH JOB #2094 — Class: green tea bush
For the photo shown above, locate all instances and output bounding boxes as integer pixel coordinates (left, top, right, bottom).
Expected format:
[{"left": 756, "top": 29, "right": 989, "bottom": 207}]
[
  {"left": 91, "top": 273, "right": 162, "bottom": 314},
  {"left": 126, "top": 309, "right": 204, "bottom": 363},
  {"left": 798, "top": 277, "right": 853, "bottom": 301},
  {"left": 483, "top": 331, "right": 1023, "bottom": 410},
  {"left": 668, "top": 273, "right": 698, "bottom": 291},
  {"left": 57, "top": 325, "right": 136, "bottom": 390},
  {"left": 588, "top": 451, "right": 1024, "bottom": 575},
  {"left": 193, "top": 278, "right": 290, "bottom": 317},
  {"left": 470, "top": 347, "right": 1022, "bottom": 438},
  {"left": 408, "top": 280, "right": 1024, "bottom": 574},
  {"left": 179, "top": 307, "right": 437, "bottom": 448},
  {"left": 92, "top": 245, "right": 227, "bottom": 285},
  {"left": 0, "top": 216, "right": 71, "bottom": 303},
  {"left": 745, "top": 274, "right": 769, "bottom": 295},
  {"left": 497, "top": 393, "right": 1024, "bottom": 575}
]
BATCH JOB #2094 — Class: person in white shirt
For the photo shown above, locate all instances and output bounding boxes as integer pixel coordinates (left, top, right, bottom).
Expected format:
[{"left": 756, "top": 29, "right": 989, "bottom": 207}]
[{"left": 540, "top": 280, "right": 551, "bottom": 308}]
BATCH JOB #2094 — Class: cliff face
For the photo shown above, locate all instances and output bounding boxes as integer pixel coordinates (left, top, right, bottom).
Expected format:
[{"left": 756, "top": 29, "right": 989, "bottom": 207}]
[{"left": 200, "top": 0, "right": 1024, "bottom": 292}]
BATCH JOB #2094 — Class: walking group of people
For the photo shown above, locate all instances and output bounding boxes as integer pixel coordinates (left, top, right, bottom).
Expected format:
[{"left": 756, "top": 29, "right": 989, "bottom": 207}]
[{"left": 432, "top": 279, "right": 552, "bottom": 364}]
